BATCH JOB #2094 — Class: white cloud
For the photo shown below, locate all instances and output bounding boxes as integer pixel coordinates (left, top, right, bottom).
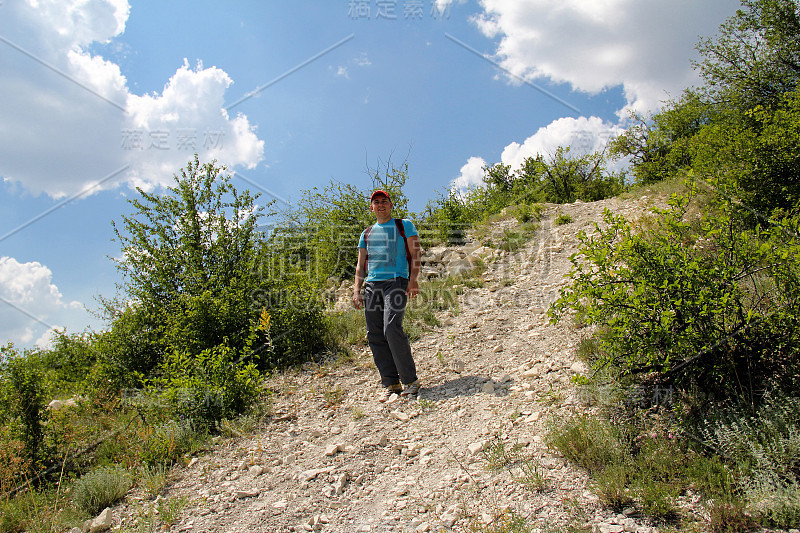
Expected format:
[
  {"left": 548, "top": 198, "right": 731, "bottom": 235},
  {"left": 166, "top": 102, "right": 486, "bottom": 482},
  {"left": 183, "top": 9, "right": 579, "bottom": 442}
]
[
  {"left": 452, "top": 117, "right": 623, "bottom": 191},
  {"left": 0, "top": 0, "right": 264, "bottom": 199},
  {"left": 452, "top": 156, "right": 488, "bottom": 191},
  {"left": 500, "top": 116, "right": 623, "bottom": 169},
  {"left": 336, "top": 66, "right": 350, "bottom": 79},
  {"left": 0, "top": 256, "right": 86, "bottom": 347},
  {"left": 474, "top": 0, "right": 740, "bottom": 116}
]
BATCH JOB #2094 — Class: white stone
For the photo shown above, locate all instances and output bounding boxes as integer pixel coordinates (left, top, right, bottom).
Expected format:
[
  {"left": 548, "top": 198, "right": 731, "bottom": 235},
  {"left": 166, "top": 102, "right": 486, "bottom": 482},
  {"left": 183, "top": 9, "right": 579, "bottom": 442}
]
[
  {"left": 440, "top": 513, "right": 458, "bottom": 527},
  {"left": 524, "top": 411, "right": 541, "bottom": 423},
  {"left": 450, "top": 359, "right": 465, "bottom": 373},
  {"left": 235, "top": 489, "right": 259, "bottom": 498},
  {"left": 468, "top": 441, "right": 485, "bottom": 455},
  {"left": 334, "top": 473, "right": 348, "bottom": 495},
  {"left": 481, "top": 382, "right": 495, "bottom": 394},
  {"left": 570, "top": 361, "right": 588, "bottom": 373},
  {"left": 301, "top": 466, "right": 334, "bottom": 482},
  {"left": 390, "top": 410, "right": 410, "bottom": 422},
  {"left": 324, "top": 443, "right": 343, "bottom": 456},
  {"left": 84, "top": 508, "right": 113, "bottom": 533}
]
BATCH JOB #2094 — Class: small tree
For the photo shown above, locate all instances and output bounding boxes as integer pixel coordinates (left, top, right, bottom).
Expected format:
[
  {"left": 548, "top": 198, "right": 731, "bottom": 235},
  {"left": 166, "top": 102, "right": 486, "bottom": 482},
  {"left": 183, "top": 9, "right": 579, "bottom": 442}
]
[{"left": 111, "top": 155, "right": 271, "bottom": 370}]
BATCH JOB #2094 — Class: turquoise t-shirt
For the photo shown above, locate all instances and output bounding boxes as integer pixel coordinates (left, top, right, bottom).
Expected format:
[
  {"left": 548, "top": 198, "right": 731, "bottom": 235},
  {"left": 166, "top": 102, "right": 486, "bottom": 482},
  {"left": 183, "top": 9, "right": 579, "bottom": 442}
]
[{"left": 358, "top": 219, "right": 418, "bottom": 282}]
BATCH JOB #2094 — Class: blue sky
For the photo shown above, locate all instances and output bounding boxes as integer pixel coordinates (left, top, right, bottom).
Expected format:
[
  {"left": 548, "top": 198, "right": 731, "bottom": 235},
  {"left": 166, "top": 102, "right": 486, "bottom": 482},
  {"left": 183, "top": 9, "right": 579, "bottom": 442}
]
[{"left": 0, "top": 0, "right": 740, "bottom": 347}]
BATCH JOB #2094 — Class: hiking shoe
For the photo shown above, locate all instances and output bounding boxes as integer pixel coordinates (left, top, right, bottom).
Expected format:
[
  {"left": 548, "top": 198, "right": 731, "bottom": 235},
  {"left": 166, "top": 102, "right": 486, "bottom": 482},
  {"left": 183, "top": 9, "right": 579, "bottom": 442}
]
[
  {"left": 400, "top": 380, "right": 421, "bottom": 398},
  {"left": 379, "top": 384, "right": 402, "bottom": 403}
]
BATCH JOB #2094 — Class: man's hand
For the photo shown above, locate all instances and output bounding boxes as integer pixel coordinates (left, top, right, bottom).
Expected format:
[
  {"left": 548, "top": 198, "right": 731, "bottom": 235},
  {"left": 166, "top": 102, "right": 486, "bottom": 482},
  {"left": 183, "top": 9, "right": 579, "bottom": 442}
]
[
  {"left": 407, "top": 278, "right": 420, "bottom": 298},
  {"left": 352, "top": 290, "right": 363, "bottom": 309}
]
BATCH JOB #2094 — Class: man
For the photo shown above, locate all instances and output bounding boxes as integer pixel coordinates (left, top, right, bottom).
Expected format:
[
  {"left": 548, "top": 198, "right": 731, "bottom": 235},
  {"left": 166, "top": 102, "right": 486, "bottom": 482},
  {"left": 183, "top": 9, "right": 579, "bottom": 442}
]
[{"left": 352, "top": 189, "right": 422, "bottom": 401}]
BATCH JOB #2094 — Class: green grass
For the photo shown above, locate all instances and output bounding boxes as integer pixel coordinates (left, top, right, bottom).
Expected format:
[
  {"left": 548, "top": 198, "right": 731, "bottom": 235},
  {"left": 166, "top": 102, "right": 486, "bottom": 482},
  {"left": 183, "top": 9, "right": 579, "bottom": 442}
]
[
  {"left": 481, "top": 438, "right": 525, "bottom": 472},
  {"left": 555, "top": 213, "right": 574, "bottom": 225}
]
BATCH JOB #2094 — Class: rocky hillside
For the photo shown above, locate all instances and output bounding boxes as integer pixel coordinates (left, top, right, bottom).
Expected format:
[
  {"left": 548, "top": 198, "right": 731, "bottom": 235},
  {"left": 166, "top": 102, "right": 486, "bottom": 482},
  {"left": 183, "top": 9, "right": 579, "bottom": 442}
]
[{"left": 104, "top": 193, "right": 673, "bottom": 533}]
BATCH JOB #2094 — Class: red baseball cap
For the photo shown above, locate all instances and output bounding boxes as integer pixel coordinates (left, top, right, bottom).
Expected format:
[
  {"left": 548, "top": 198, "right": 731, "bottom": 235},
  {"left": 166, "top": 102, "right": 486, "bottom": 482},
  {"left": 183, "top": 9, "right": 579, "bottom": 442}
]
[{"left": 370, "top": 189, "right": 391, "bottom": 202}]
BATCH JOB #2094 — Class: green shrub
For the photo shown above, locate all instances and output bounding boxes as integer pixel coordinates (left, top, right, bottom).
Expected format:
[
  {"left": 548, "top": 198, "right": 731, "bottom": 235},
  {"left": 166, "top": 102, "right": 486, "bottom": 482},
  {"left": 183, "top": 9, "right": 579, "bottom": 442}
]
[
  {"left": 1, "top": 350, "right": 47, "bottom": 479},
  {"left": 136, "top": 463, "right": 170, "bottom": 499},
  {"left": 0, "top": 488, "right": 80, "bottom": 533},
  {"left": 707, "top": 499, "right": 758, "bottom": 533},
  {"left": 703, "top": 394, "right": 800, "bottom": 528},
  {"left": 592, "top": 463, "right": 634, "bottom": 508},
  {"left": 155, "top": 343, "right": 261, "bottom": 428},
  {"left": 71, "top": 464, "right": 132, "bottom": 516},
  {"left": 555, "top": 213, "right": 574, "bottom": 225},
  {"left": 551, "top": 185, "right": 800, "bottom": 409},
  {"left": 137, "top": 420, "right": 205, "bottom": 467},
  {"left": 325, "top": 310, "right": 367, "bottom": 347}
]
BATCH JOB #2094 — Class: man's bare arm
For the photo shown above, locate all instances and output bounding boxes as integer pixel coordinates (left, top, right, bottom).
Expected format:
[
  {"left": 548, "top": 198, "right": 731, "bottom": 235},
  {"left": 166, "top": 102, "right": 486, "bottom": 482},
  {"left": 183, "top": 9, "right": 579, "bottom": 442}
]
[
  {"left": 407, "top": 235, "right": 421, "bottom": 298},
  {"left": 352, "top": 247, "right": 367, "bottom": 309}
]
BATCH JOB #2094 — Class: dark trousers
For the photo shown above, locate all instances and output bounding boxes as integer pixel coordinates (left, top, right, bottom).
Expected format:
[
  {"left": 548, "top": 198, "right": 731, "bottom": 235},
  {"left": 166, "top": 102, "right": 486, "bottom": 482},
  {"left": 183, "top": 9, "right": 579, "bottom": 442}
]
[{"left": 363, "top": 277, "right": 417, "bottom": 387}]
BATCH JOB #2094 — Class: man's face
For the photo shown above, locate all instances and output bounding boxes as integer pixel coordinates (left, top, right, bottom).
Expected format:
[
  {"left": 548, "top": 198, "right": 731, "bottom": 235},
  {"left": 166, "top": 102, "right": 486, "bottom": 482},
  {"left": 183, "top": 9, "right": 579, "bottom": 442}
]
[{"left": 370, "top": 195, "right": 392, "bottom": 217}]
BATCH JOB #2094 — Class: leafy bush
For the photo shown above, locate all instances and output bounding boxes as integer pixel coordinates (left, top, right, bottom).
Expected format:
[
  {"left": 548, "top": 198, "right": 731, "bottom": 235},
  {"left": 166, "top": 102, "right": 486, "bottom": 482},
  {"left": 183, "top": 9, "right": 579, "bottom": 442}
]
[
  {"left": 110, "top": 156, "right": 272, "bottom": 371},
  {"left": 555, "top": 213, "right": 573, "bottom": 226},
  {"left": 70, "top": 464, "right": 132, "bottom": 516},
  {"left": 551, "top": 184, "right": 800, "bottom": 408},
  {"left": 155, "top": 344, "right": 261, "bottom": 428},
  {"left": 253, "top": 278, "right": 327, "bottom": 369},
  {"left": 0, "top": 350, "right": 47, "bottom": 480},
  {"left": 424, "top": 150, "right": 623, "bottom": 246},
  {"left": 136, "top": 420, "right": 205, "bottom": 467}
]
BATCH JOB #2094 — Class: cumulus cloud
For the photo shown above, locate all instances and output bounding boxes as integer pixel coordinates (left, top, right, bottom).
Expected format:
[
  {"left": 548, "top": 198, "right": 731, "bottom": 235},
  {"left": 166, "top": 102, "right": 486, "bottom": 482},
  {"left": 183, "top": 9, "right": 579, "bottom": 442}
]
[
  {"left": 451, "top": 117, "right": 623, "bottom": 191},
  {"left": 0, "top": 0, "right": 264, "bottom": 199},
  {"left": 500, "top": 116, "right": 623, "bottom": 169},
  {"left": 0, "top": 257, "right": 84, "bottom": 347},
  {"left": 473, "top": 0, "right": 739, "bottom": 116},
  {"left": 452, "top": 156, "right": 488, "bottom": 191}
]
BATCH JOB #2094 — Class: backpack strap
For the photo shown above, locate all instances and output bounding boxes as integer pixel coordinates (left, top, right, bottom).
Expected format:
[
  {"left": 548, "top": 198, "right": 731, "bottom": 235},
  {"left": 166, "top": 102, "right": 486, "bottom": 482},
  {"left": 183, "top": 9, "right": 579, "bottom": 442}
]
[
  {"left": 362, "top": 225, "right": 373, "bottom": 273},
  {"left": 395, "top": 218, "right": 412, "bottom": 267}
]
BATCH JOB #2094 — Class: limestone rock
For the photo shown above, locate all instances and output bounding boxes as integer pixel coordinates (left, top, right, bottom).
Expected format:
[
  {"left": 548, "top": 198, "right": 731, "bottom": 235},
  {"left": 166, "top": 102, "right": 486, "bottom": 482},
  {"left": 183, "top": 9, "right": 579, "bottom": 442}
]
[
  {"left": 390, "top": 410, "right": 410, "bottom": 422},
  {"left": 468, "top": 441, "right": 485, "bottom": 455},
  {"left": 83, "top": 508, "right": 112, "bottom": 533},
  {"left": 324, "top": 443, "right": 343, "bottom": 456},
  {"left": 235, "top": 489, "right": 260, "bottom": 499}
]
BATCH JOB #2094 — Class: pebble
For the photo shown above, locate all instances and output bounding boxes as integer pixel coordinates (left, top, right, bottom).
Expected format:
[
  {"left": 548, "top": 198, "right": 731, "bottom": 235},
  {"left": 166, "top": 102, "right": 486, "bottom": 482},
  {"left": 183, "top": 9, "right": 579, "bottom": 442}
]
[
  {"left": 324, "top": 443, "right": 343, "bottom": 456},
  {"left": 390, "top": 410, "right": 410, "bottom": 422}
]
